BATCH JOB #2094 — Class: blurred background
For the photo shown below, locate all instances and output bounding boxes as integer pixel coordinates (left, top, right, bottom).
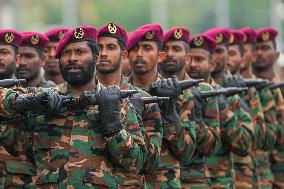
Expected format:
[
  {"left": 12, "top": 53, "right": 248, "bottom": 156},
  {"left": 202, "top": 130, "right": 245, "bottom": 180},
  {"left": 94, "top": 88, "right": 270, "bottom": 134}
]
[{"left": 1, "top": 0, "right": 284, "bottom": 71}]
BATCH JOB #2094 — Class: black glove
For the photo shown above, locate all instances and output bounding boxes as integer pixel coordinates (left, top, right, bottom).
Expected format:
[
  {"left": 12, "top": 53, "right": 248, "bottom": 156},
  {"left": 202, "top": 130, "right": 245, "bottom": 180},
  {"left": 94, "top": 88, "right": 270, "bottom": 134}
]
[
  {"left": 190, "top": 87, "right": 205, "bottom": 126},
  {"left": 148, "top": 76, "right": 181, "bottom": 99},
  {"left": 96, "top": 86, "right": 123, "bottom": 136},
  {"left": 149, "top": 77, "right": 181, "bottom": 127},
  {"left": 129, "top": 93, "right": 145, "bottom": 126},
  {"left": 15, "top": 91, "right": 63, "bottom": 114}
]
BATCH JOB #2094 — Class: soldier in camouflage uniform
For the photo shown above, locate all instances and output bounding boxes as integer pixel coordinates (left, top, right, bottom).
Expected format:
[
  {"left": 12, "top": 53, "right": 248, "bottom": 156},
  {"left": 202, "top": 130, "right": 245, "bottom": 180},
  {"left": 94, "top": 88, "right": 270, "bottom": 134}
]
[
  {"left": 187, "top": 32, "right": 254, "bottom": 188},
  {"left": 44, "top": 27, "right": 69, "bottom": 85},
  {"left": 0, "top": 26, "right": 151, "bottom": 188},
  {"left": 96, "top": 23, "right": 163, "bottom": 188},
  {"left": 240, "top": 27, "right": 279, "bottom": 189},
  {"left": 203, "top": 28, "right": 255, "bottom": 189},
  {"left": 127, "top": 24, "right": 197, "bottom": 189},
  {"left": 0, "top": 29, "right": 37, "bottom": 189},
  {"left": 253, "top": 27, "right": 284, "bottom": 189},
  {"left": 160, "top": 27, "right": 221, "bottom": 189},
  {"left": 16, "top": 32, "right": 55, "bottom": 88}
]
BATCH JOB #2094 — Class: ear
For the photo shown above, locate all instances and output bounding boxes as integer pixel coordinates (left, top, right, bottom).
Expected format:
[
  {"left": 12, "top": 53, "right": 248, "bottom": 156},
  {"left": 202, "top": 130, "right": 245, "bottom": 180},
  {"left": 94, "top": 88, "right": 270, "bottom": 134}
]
[
  {"left": 157, "top": 51, "right": 166, "bottom": 64},
  {"left": 209, "top": 57, "right": 216, "bottom": 72},
  {"left": 121, "top": 50, "right": 128, "bottom": 61},
  {"left": 186, "top": 53, "right": 192, "bottom": 64},
  {"left": 15, "top": 54, "right": 21, "bottom": 66},
  {"left": 40, "top": 53, "right": 47, "bottom": 66}
]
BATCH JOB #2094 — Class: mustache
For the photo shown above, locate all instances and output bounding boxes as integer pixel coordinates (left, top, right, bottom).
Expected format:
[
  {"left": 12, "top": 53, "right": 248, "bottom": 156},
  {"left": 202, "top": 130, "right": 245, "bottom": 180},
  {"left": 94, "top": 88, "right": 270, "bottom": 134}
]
[
  {"left": 134, "top": 58, "right": 147, "bottom": 65},
  {"left": 64, "top": 61, "right": 83, "bottom": 71},
  {"left": 163, "top": 57, "right": 177, "bottom": 63},
  {"left": 99, "top": 58, "right": 111, "bottom": 63},
  {"left": 0, "top": 62, "right": 6, "bottom": 68}
]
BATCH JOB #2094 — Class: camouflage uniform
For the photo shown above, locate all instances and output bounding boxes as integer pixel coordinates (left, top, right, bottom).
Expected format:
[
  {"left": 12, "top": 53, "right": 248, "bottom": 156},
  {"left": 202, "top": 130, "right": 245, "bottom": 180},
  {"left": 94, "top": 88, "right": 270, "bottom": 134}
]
[
  {"left": 0, "top": 82, "right": 149, "bottom": 188},
  {"left": 180, "top": 73, "right": 221, "bottom": 189},
  {"left": 128, "top": 74, "right": 196, "bottom": 189},
  {"left": 269, "top": 86, "right": 284, "bottom": 189},
  {"left": 214, "top": 74, "right": 255, "bottom": 189},
  {"left": 207, "top": 79, "right": 254, "bottom": 189}
]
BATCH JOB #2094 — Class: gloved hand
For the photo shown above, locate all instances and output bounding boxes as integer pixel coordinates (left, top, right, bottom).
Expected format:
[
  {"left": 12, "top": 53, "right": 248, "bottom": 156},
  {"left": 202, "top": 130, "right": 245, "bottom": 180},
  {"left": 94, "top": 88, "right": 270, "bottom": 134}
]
[
  {"left": 148, "top": 76, "right": 181, "bottom": 99},
  {"left": 129, "top": 93, "right": 145, "bottom": 126},
  {"left": 15, "top": 91, "right": 63, "bottom": 114},
  {"left": 96, "top": 86, "right": 123, "bottom": 136},
  {"left": 190, "top": 87, "right": 205, "bottom": 126},
  {"left": 149, "top": 77, "right": 181, "bottom": 127},
  {"left": 223, "top": 75, "right": 245, "bottom": 88}
]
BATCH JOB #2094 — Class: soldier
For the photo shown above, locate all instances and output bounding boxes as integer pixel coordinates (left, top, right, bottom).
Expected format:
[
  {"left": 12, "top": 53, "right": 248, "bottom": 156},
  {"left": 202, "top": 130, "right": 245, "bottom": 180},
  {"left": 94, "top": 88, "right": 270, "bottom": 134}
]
[
  {"left": 96, "top": 23, "right": 163, "bottom": 187},
  {"left": 253, "top": 27, "right": 284, "bottom": 189},
  {"left": 203, "top": 28, "right": 255, "bottom": 189},
  {"left": 44, "top": 27, "right": 69, "bottom": 84},
  {"left": 127, "top": 24, "right": 196, "bottom": 188},
  {"left": 16, "top": 32, "right": 55, "bottom": 88},
  {"left": 187, "top": 32, "right": 254, "bottom": 188},
  {"left": 240, "top": 27, "right": 277, "bottom": 189},
  {"left": 0, "top": 29, "right": 36, "bottom": 189},
  {"left": 160, "top": 27, "right": 221, "bottom": 189},
  {"left": 0, "top": 26, "right": 149, "bottom": 188}
]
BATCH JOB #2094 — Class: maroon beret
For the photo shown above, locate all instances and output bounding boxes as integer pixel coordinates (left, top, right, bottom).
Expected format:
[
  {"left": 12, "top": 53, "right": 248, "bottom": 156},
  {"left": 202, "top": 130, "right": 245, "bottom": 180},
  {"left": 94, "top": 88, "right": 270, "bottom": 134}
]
[
  {"left": 55, "top": 25, "right": 97, "bottom": 59},
  {"left": 240, "top": 27, "right": 256, "bottom": 44},
  {"left": 190, "top": 34, "right": 216, "bottom": 53},
  {"left": 45, "top": 27, "right": 69, "bottom": 42},
  {"left": 229, "top": 29, "right": 245, "bottom": 45},
  {"left": 163, "top": 26, "right": 190, "bottom": 44},
  {"left": 256, "top": 27, "right": 278, "bottom": 43},
  {"left": 0, "top": 29, "right": 22, "bottom": 47},
  {"left": 97, "top": 23, "right": 127, "bottom": 47},
  {"left": 21, "top": 32, "right": 49, "bottom": 51},
  {"left": 126, "top": 24, "right": 163, "bottom": 51},
  {"left": 203, "top": 27, "right": 231, "bottom": 45}
]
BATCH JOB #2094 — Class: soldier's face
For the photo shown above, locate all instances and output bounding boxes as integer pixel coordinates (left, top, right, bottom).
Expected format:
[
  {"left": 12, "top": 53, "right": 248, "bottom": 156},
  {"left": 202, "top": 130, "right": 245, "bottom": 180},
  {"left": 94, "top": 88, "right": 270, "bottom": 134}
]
[
  {"left": 211, "top": 45, "right": 227, "bottom": 75},
  {"left": 188, "top": 48, "right": 213, "bottom": 81},
  {"left": 16, "top": 46, "right": 43, "bottom": 81},
  {"left": 161, "top": 40, "right": 188, "bottom": 74},
  {"left": 59, "top": 41, "right": 98, "bottom": 86},
  {"left": 253, "top": 41, "right": 279, "bottom": 71},
  {"left": 43, "top": 42, "right": 61, "bottom": 76},
  {"left": 227, "top": 44, "right": 242, "bottom": 75},
  {"left": 0, "top": 45, "right": 17, "bottom": 79},
  {"left": 128, "top": 41, "right": 164, "bottom": 75},
  {"left": 97, "top": 37, "right": 127, "bottom": 74},
  {"left": 240, "top": 43, "right": 255, "bottom": 72}
]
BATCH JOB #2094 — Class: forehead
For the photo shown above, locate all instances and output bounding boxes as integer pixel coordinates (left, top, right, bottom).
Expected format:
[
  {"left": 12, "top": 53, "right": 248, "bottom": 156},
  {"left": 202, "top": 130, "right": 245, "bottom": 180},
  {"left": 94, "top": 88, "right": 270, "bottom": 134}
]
[
  {"left": 46, "top": 42, "right": 58, "bottom": 48},
  {"left": 19, "top": 46, "right": 38, "bottom": 54},
  {"left": 0, "top": 44, "right": 15, "bottom": 51},
  {"left": 228, "top": 44, "right": 240, "bottom": 52},
  {"left": 63, "top": 41, "right": 90, "bottom": 50},
  {"left": 257, "top": 40, "right": 274, "bottom": 47},
  {"left": 165, "top": 40, "right": 186, "bottom": 47},
  {"left": 98, "top": 36, "right": 119, "bottom": 45},
  {"left": 137, "top": 40, "right": 158, "bottom": 47},
  {"left": 190, "top": 48, "right": 209, "bottom": 57}
]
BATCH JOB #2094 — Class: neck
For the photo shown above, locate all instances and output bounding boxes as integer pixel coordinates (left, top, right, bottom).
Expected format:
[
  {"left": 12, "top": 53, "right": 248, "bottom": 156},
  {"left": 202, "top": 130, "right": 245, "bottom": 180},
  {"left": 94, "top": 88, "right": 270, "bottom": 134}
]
[
  {"left": 161, "top": 67, "right": 185, "bottom": 80},
  {"left": 22, "top": 74, "right": 42, "bottom": 88},
  {"left": 240, "top": 66, "right": 253, "bottom": 79},
  {"left": 97, "top": 70, "right": 121, "bottom": 86},
  {"left": 44, "top": 73, "right": 64, "bottom": 85},
  {"left": 133, "top": 69, "right": 158, "bottom": 88},
  {"left": 211, "top": 68, "right": 225, "bottom": 83},
  {"left": 253, "top": 66, "right": 275, "bottom": 81},
  {"left": 69, "top": 76, "right": 97, "bottom": 96}
]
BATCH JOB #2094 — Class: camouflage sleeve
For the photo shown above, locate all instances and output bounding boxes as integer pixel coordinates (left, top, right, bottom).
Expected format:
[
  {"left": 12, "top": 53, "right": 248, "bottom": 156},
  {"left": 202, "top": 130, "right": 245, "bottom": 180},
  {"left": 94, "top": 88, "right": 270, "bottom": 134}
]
[
  {"left": 140, "top": 102, "right": 163, "bottom": 173},
  {"left": 163, "top": 89, "right": 196, "bottom": 164},
  {"left": 258, "top": 88, "right": 279, "bottom": 150},
  {"left": 195, "top": 83, "right": 221, "bottom": 156},
  {"left": 226, "top": 95, "right": 254, "bottom": 155},
  {"left": 270, "top": 88, "right": 284, "bottom": 149},
  {"left": 245, "top": 87, "right": 266, "bottom": 150},
  {"left": 105, "top": 101, "right": 148, "bottom": 175}
]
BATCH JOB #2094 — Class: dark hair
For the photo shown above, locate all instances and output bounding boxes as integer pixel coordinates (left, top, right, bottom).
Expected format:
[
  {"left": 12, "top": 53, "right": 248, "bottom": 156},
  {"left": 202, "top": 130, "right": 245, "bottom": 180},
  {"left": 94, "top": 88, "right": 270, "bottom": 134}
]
[
  {"left": 99, "top": 33, "right": 126, "bottom": 51},
  {"left": 272, "top": 39, "right": 277, "bottom": 50},
  {"left": 238, "top": 43, "right": 244, "bottom": 57},
  {"left": 86, "top": 40, "right": 100, "bottom": 58}
]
